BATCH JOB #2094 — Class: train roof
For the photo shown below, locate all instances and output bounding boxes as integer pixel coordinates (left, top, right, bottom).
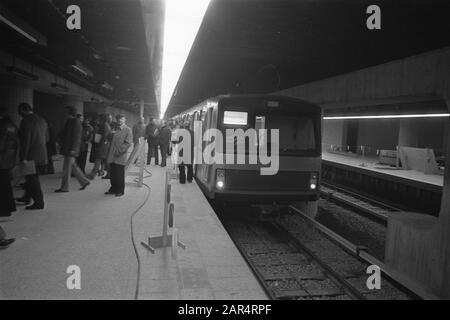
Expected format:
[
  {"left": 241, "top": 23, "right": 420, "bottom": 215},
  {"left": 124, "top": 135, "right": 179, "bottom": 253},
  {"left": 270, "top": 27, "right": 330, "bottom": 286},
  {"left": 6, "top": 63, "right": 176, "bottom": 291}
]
[{"left": 172, "top": 94, "right": 321, "bottom": 118}]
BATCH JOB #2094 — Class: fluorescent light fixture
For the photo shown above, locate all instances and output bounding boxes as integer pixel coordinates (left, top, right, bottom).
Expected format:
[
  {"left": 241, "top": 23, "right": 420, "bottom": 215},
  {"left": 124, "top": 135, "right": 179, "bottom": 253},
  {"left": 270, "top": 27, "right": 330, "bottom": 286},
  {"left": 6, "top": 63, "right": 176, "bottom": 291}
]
[
  {"left": 0, "top": 5, "right": 47, "bottom": 46},
  {"left": 0, "top": 14, "right": 37, "bottom": 43},
  {"left": 71, "top": 60, "right": 93, "bottom": 78},
  {"left": 160, "top": 0, "right": 211, "bottom": 119},
  {"left": 6, "top": 66, "right": 38, "bottom": 81},
  {"left": 323, "top": 114, "right": 450, "bottom": 120},
  {"left": 101, "top": 81, "right": 113, "bottom": 91}
]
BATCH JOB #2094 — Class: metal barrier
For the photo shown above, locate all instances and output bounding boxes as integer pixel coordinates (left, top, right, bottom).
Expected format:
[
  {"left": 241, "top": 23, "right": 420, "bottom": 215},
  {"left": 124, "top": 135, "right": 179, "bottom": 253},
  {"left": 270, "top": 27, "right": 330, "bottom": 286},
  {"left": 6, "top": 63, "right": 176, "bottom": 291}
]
[{"left": 141, "top": 171, "right": 186, "bottom": 257}]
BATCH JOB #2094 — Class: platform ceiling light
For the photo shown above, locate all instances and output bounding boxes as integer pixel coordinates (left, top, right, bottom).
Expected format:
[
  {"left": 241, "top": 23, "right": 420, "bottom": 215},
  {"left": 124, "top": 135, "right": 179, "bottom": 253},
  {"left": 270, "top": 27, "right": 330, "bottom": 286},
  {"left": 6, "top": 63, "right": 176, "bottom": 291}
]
[
  {"left": 0, "top": 5, "right": 47, "bottom": 46},
  {"left": 101, "top": 81, "right": 113, "bottom": 91},
  {"left": 71, "top": 60, "right": 93, "bottom": 78},
  {"left": 323, "top": 113, "right": 450, "bottom": 120},
  {"left": 159, "top": 0, "right": 211, "bottom": 119}
]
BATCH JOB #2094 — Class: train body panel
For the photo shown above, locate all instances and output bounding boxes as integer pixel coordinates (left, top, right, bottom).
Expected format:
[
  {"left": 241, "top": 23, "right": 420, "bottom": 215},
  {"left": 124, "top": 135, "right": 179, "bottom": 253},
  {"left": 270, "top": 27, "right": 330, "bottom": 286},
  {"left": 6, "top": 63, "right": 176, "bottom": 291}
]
[{"left": 171, "top": 94, "right": 322, "bottom": 212}]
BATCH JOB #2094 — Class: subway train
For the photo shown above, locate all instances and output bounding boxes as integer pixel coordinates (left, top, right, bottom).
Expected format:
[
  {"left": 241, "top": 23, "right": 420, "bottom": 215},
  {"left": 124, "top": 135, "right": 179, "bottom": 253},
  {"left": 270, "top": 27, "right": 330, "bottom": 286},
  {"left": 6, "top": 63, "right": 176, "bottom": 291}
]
[{"left": 171, "top": 94, "right": 322, "bottom": 215}]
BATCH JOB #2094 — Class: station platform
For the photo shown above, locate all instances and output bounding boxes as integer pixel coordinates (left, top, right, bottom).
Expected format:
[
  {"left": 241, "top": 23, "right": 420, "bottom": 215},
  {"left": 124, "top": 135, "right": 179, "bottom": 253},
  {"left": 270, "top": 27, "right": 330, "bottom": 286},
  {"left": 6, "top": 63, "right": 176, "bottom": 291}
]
[
  {"left": 322, "top": 152, "right": 443, "bottom": 215},
  {"left": 0, "top": 157, "right": 267, "bottom": 300}
]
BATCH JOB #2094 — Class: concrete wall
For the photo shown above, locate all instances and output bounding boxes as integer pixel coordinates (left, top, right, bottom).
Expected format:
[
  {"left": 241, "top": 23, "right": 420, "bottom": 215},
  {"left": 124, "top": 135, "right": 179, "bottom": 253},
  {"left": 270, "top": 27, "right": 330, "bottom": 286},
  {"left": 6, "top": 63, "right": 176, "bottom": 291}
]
[
  {"left": 398, "top": 118, "right": 446, "bottom": 155},
  {"left": 277, "top": 46, "right": 450, "bottom": 106},
  {"left": 356, "top": 119, "right": 400, "bottom": 152},
  {"left": 322, "top": 120, "right": 345, "bottom": 149}
]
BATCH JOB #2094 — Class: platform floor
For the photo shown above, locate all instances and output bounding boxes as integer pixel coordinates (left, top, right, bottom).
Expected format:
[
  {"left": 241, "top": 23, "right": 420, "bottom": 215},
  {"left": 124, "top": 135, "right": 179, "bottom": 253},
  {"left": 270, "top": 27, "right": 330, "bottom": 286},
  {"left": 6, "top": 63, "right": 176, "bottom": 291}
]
[
  {"left": 322, "top": 151, "right": 444, "bottom": 187},
  {"left": 0, "top": 157, "right": 267, "bottom": 300}
]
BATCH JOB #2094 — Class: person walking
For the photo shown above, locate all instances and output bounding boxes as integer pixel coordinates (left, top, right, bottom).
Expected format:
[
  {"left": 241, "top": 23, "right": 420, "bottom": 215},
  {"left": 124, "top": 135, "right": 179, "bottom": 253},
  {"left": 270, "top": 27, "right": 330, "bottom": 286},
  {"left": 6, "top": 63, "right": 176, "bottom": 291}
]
[
  {"left": 105, "top": 114, "right": 132, "bottom": 197},
  {"left": 145, "top": 118, "right": 159, "bottom": 165},
  {"left": 16, "top": 103, "right": 48, "bottom": 210},
  {"left": 77, "top": 115, "right": 94, "bottom": 173},
  {"left": 0, "top": 107, "right": 19, "bottom": 217},
  {"left": 0, "top": 225, "right": 15, "bottom": 249},
  {"left": 158, "top": 121, "right": 171, "bottom": 167},
  {"left": 87, "top": 114, "right": 111, "bottom": 180},
  {"left": 55, "top": 106, "right": 90, "bottom": 192}
]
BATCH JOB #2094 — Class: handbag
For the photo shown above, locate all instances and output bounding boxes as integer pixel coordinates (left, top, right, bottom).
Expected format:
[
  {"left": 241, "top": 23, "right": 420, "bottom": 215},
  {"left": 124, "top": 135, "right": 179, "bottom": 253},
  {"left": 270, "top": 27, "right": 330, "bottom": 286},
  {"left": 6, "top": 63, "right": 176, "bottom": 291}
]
[{"left": 94, "top": 133, "right": 102, "bottom": 143}]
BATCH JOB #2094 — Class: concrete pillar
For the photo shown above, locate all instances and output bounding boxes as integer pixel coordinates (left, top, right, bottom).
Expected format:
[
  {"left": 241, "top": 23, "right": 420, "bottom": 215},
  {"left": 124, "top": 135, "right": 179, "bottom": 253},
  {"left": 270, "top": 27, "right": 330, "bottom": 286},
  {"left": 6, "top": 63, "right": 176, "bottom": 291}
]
[
  {"left": 440, "top": 99, "right": 450, "bottom": 298},
  {"left": 62, "top": 95, "right": 84, "bottom": 115},
  {"left": 0, "top": 85, "right": 33, "bottom": 126}
]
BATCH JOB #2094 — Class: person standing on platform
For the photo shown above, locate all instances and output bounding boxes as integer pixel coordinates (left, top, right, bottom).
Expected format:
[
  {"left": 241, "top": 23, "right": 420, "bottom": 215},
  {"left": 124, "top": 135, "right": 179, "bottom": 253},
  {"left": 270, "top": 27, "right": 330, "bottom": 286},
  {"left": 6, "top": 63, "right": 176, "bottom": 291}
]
[
  {"left": 158, "top": 121, "right": 171, "bottom": 167},
  {"left": 45, "top": 122, "right": 57, "bottom": 174},
  {"left": 105, "top": 114, "right": 132, "bottom": 197},
  {"left": 87, "top": 114, "right": 111, "bottom": 180},
  {"left": 0, "top": 107, "right": 19, "bottom": 217},
  {"left": 146, "top": 118, "right": 159, "bottom": 165},
  {"left": 131, "top": 116, "right": 146, "bottom": 164},
  {"left": 177, "top": 121, "right": 194, "bottom": 184},
  {"left": 55, "top": 106, "right": 90, "bottom": 193},
  {"left": 77, "top": 115, "right": 94, "bottom": 173},
  {"left": 16, "top": 103, "right": 48, "bottom": 210}
]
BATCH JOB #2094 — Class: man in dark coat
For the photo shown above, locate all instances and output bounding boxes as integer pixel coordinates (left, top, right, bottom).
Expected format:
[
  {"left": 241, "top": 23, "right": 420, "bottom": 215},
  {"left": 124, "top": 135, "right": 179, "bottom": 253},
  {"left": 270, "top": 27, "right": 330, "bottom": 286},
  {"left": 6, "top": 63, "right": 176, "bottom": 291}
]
[
  {"left": 77, "top": 115, "right": 94, "bottom": 173},
  {"left": 55, "top": 106, "right": 90, "bottom": 192},
  {"left": 145, "top": 118, "right": 159, "bottom": 165},
  {"left": 0, "top": 107, "right": 19, "bottom": 217},
  {"left": 158, "top": 121, "right": 172, "bottom": 167},
  {"left": 16, "top": 103, "right": 48, "bottom": 210},
  {"left": 105, "top": 114, "right": 132, "bottom": 197},
  {"left": 175, "top": 121, "right": 194, "bottom": 184}
]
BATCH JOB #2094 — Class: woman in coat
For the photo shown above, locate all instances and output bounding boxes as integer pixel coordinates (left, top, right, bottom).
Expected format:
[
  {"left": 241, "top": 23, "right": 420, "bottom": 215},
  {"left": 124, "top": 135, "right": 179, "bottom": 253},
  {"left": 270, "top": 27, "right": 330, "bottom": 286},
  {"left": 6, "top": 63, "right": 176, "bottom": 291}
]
[{"left": 87, "top": 114, "right": 111, "bottom": 180}]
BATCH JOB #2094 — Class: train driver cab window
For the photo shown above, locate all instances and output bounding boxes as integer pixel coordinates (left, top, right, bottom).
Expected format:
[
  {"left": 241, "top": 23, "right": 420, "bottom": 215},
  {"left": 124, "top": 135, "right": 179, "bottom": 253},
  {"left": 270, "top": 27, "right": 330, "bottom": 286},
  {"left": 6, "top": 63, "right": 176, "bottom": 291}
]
[
  {"left": 261, "top": 114, "right": 316, "bottom": 153},
  {"left": 223, "top": 111, "right": 248, "bottom": 126}
]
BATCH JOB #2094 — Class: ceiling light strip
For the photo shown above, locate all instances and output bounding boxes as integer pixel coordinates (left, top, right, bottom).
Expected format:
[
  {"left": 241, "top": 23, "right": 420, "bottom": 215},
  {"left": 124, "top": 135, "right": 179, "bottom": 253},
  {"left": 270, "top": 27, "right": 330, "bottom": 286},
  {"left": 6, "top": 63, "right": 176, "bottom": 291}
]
[
  {"left": 0, "top": 14, "right": 37, "bottom": 43},
  {"left": 323, "top": 113, "right": 450, "bottom": 120}
]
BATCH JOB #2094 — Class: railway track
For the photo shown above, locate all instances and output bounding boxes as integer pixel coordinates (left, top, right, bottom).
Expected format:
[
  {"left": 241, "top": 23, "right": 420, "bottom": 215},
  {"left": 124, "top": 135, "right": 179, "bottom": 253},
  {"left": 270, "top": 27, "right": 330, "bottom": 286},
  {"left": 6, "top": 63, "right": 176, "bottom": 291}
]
[
  {"left": 320, "top": 182, "right": 401, "bottom": 223},
  {"left": 221, "top": 216, "right": 365, "bottom": 300},
  {"left": 218, "top": 205, "right": 419, "bottom": 300}
]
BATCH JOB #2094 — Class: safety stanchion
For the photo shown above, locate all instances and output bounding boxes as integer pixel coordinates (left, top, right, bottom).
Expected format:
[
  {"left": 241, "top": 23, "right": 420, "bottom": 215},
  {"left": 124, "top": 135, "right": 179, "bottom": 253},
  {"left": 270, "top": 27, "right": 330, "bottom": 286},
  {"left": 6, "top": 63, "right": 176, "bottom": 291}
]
[{"left": 141, "top": 171, "right": 186, "bottom": 254}]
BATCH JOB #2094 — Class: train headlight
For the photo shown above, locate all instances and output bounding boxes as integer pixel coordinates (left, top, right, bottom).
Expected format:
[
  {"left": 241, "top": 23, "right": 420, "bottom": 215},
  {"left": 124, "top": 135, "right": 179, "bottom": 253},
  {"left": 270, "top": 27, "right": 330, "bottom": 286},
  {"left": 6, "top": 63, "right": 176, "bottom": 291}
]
[
  {"left": 310, "top": 173, "right": 318, "bottom": 190},
  {"left": 216, "top": 169, "right": 225, "bottom": 190}
]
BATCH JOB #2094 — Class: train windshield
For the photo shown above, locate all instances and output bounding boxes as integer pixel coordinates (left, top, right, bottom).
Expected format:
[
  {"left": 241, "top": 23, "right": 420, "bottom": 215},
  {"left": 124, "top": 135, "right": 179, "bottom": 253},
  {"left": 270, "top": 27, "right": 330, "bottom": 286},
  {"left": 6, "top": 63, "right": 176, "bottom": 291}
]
[
  {"left": 256, "top": 114, "right": 317, "bottom": 154},
  {"left": 222, "top": 109, "right": 318, "bottom": 156}
]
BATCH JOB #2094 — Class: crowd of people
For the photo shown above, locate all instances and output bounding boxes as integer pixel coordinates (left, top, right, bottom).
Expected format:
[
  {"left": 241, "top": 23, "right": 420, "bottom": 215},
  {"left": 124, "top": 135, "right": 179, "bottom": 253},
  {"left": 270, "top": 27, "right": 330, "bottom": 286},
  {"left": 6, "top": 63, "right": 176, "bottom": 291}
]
[{"left": 0, "top": 103, "right": 193, "bottom": 249}]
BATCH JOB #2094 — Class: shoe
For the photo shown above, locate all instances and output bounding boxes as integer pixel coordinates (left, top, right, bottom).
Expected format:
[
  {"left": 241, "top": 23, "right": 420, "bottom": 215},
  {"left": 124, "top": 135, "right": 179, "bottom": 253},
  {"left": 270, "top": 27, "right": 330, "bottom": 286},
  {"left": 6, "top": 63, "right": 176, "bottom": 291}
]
[
  {"left": 79, "top": 183, "right": 90, "bottom": 190},
  {"left": 0, "top": 238, "right": 15, "bottom": 249},
  {"left": 104, "top": 191, "right": 115, "bottom": 195},
  {"left": 55, "top": 189, "right": 68, "bottom": 193},
  {"left": 25, "top": 204, "right": 44, "bottom": 210},
  {"left": 15, "top": 197, "right": 31, "bottom": 204},
  {"left": 115, "top": 193, "right": 124, "bottom": 197}
]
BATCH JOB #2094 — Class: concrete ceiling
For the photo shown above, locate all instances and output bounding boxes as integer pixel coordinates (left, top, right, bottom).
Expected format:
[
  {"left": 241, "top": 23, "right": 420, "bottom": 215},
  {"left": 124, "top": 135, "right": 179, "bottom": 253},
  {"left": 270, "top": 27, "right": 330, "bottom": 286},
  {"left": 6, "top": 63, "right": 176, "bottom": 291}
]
[{"left": 1, "top": 0, "right": 450, "bottom": 118}]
